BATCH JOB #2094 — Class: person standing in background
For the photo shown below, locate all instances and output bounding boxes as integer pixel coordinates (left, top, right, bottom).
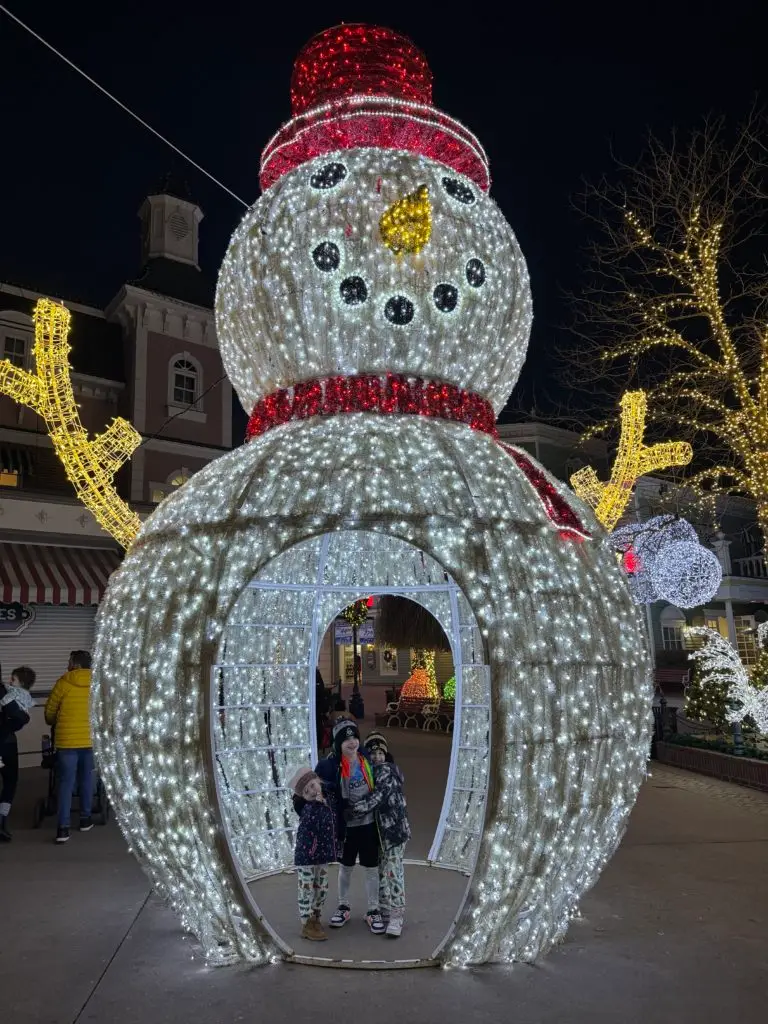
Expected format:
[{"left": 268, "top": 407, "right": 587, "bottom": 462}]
[
  {"left": 315, "top": 668, "right": 330, "bottom": 753},
  {"left": 0, "top": 665, "right": 36, "bottom": 841},
  {"left": 44, "top": 651, "right": 94, "bottom": 844}
]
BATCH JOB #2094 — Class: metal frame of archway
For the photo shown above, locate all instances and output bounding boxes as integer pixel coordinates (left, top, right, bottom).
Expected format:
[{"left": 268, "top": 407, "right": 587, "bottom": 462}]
[{"left": 208, "top": 530, "right": 492, "bottom": 964}]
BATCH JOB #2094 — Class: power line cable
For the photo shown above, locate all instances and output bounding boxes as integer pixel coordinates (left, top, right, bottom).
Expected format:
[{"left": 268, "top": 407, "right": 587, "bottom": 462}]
[
  {"left": 138, "top": 374, "right": 229, "bottom": 448},
  {"left": 0, "top": 4, "right": 249, "bottom": 209},
  {"left": 0, "top": 6, "right": 245, "bottom": 447}
]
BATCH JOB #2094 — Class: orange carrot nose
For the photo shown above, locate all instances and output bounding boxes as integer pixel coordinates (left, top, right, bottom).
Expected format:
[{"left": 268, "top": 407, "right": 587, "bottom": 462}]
[{"left": 379, "top": 184, "right": 432, "bottom": 256}]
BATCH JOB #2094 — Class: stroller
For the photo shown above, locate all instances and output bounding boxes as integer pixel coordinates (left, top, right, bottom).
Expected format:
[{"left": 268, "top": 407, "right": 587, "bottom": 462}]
[
  {"left": 317, "top": 714, "right": 333, "bottom": 756},
  {"left": 33, "top": 729, "right": 109, "bottom": 828}
]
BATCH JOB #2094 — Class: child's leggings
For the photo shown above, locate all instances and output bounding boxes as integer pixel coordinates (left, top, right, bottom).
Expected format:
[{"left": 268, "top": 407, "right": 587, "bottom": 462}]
[
  {"left": 378, "top": 843, "right": 406, "bottom": 913},
  {"left": 297, "top": 864, "right": 329, "bottom": 922}
]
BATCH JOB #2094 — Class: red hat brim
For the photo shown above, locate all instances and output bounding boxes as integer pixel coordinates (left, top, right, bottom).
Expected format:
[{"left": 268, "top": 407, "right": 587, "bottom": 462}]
[{"left": 260, "top": 95, "right": 490, "bottom": 193}]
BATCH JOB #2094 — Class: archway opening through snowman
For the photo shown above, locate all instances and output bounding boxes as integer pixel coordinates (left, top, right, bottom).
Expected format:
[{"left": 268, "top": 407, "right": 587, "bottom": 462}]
[{"left": 210, "top": 529, "right": 491, "bottom": 966}]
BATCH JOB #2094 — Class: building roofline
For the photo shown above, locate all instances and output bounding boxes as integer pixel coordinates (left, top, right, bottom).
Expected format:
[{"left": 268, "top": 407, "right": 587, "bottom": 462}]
[
  {"left": 106, "top": 282, "right": 214, "bottom": 319},
  {"left": 0, "top": 281, "right": 105, "bottom": 319},
  {"left": 496, "top": 420, "right": 608, "bottom": 455}
]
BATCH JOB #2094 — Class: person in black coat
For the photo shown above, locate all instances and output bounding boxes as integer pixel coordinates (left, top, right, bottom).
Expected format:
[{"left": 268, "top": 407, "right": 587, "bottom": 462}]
[
  {"left": 351, "top": 731, "right": 411, "bottom": 937},
  {"left": 289, "top": 766, "right": 340, "bottom": 942},
  {"left": 315, "top": 718, "right": 384, "bottom": 933},
  {"left": 314, "top": 668, "right": 330, "bottom": 753},
  {"left": 0, "top": 666, "right": 35, "bottom": 842}
]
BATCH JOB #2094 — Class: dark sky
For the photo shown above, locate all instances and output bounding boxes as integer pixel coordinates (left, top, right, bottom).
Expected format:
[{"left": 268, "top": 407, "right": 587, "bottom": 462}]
[{"left": 2, "top": 1, "right": 765, "bottom": 422}]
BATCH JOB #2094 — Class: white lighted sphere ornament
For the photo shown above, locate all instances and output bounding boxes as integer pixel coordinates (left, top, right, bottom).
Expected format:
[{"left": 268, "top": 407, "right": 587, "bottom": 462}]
[
  {"left": 93, "top": 24, "right": 652, "bottom": 969},
  {"left": 650, "top": 540, "right": 723, "bottom": 609},
  {"left": 612, "top": 515, "right": 722, "bottom": 608}
]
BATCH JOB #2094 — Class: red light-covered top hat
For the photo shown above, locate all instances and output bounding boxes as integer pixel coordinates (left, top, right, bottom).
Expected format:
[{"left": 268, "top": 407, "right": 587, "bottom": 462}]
[{"left": 259, "top": 24, "right": 490, "bottom": 193}]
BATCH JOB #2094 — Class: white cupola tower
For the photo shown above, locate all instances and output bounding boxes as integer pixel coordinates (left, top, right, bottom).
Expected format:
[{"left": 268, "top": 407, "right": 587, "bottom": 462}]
[{"left": 139, "top": 174, "right": 203, "bottom": 268}]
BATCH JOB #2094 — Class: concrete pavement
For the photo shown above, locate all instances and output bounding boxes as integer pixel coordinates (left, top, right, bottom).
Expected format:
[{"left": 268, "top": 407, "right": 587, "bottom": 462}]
[{"left": 3, "top": 753, "right": 768, "bottom": 1024}]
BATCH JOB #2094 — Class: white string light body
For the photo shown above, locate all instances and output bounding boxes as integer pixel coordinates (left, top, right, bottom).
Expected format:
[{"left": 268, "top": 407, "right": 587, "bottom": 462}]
[
  {"left": 685, "top": 624, "right": 768, "bottom": 732},
  {"left": 92, "top": 138, "right": 652, "bottom": 965},
  {"left": 612, "top": 515, "right": 722, "bottom": 608},
  {"left": 215, "top": 150, "right": 531, "bottom": 418},
  {"left": 650, "top": 540, "right": 722, "bottom": 608}
]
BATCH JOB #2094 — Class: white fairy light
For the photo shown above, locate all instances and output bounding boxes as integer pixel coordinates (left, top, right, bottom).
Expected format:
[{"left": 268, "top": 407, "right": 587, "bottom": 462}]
[
  {"left": 685, "top": 624, "right": 768, "bottom": 732},
  {"left": 611, "top": 515, "right": 722, "bottom": 607},
  {"left": 649, "top": 539, "right": 722, "bottom": 609},
  {"left": 91, "top": 37, "right": 652, "bottom": 971},
  {"left": 93, "top": 415, "right": 651, "bottom": 967},
  {"left": 632, "top": 515, "right": 698, "bottom": 563},
  {"left": 215, "top": 149, "right": 532, "bottom": 418}
]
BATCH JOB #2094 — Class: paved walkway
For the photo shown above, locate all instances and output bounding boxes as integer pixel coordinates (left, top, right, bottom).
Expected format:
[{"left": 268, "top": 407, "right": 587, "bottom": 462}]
[{"left": 3, "top": 750, "right": 768, "bottom": 1023}]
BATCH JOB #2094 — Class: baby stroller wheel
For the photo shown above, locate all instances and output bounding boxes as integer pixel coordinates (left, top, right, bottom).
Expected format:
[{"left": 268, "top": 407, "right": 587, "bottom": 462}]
[
  {"left": 94, "top": 778, "right": 110, "bottom": 826},
  {"left": 33, "top": 797, "right": 47, "bottom": 829}
]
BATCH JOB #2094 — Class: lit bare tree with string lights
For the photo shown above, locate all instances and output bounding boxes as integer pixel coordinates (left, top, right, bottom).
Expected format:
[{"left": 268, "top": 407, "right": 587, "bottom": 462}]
[{"left": 564, "top": 113, "right": 768, "bottom": 542}]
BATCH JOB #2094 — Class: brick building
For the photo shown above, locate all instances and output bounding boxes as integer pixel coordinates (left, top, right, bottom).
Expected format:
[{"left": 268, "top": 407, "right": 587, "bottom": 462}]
[{"left": 0, "top": 177, "right": 233, "bottom": 750}]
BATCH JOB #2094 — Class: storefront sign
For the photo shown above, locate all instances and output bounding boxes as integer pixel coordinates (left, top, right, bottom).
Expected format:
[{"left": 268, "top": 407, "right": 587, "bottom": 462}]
[
  {"left": 0, "top": 602, "right": 35, "bottom": 636},
  {"left": 334, "top": 618, "right": 375, "bottom": 645}
]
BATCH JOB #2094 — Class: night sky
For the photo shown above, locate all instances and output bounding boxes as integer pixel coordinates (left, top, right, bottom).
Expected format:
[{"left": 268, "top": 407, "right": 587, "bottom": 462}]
[{"left": 2, "top": 1, "right": 765, "bottom": 424}]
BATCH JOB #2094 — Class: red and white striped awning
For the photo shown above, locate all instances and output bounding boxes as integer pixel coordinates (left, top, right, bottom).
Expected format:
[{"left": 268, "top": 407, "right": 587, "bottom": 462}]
[{"left": 0, "top": 543, "right": 121, "bottom": 606}]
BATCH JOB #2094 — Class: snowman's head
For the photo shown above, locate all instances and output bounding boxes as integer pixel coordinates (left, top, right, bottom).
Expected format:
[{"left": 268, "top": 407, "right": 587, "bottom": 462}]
[{"left": 216, "top": 26, "right": 532, "bottom": 420}]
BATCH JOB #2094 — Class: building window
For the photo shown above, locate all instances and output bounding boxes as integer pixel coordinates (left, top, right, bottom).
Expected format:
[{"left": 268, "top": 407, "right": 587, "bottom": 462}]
[
  {"left": 172, "top": 359, "right": 198, "bottom": 406},
  {"left": 169, "top": 471, "right": 190, "bottom": 488},
  {"left": 659, "top": 605, "right": 694, "bottom": 650},
  {"left": 3, "top": 334, "right": 27, "bottom": 368},
  {"left": 735, "top": 615, "right": 758, "bottom": 666},
  {"left": 662, "top": 625, "right": 684, "bottom": 650},
  {"left": 151, "top": 469, "right": 192, "bottom": 505}
]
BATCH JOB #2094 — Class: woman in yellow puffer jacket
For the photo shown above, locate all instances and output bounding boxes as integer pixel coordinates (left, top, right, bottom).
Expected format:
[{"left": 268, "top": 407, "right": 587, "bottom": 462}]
[{"left": 44, "top": 651, "right": 94, "bottom": 843}]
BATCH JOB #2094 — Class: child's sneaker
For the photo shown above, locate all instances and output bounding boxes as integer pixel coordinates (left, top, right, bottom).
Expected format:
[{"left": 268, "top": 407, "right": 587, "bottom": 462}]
[
  {"left": 365, "top": 909, "right": 386, "bottom": 934},
  {"left": 329, "top": 904, "right": 351, "bottom": 928},
  {"left": 55, "top": 828, "right": 70, "bottom": 844},
  {"left": 386, "top": 911, "right": 404, "bottom": 938},
  {"left": 79, "top": 817, "right": 94, "bottom": 832}
]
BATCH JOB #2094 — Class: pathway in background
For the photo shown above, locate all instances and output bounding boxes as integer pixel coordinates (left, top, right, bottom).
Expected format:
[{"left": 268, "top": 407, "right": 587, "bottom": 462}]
[{"left": 2, "top": 761, "right": 767, "bottom": 1023}]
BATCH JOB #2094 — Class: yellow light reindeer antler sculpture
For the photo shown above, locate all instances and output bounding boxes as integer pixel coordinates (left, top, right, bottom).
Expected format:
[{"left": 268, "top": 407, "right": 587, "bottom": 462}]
[
  {"left": 570, "top": 390, "right": 693, "bottom": 532},
  {"left": 0, "top": 299, "right": 141, "bottom": 549}
]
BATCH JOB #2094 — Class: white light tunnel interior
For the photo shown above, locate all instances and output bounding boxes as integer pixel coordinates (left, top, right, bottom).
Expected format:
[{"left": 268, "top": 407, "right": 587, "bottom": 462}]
[{"left": 210, "top": 531, "right": 492, "bottom": 921}]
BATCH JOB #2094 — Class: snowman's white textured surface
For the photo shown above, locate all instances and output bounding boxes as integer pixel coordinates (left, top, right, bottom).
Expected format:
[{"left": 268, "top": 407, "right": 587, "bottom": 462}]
[
  {"left": 216, "top": 149, "right": 531, "bottom": 415},
  {"left": 92, "top": 24, "right": 652, "bottom": 970}
]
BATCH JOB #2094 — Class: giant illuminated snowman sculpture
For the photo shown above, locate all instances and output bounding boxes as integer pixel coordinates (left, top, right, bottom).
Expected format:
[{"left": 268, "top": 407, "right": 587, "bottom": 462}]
[{"left": 93, "top": 25, "right": 651, "bottom": 968}]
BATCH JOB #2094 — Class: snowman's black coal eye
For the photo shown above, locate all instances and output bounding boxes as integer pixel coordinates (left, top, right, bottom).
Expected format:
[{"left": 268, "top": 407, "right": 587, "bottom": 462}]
[
  {"left": 384, "top": 295, "right": 415, "bottom": 326},
  {"left": 310, "top": 162, "right": 348, "bottom": 190},
  {"left": 340, "top": 276, "right": 367, "bottom": 305},
  {"left": 433, "top": 283, "right": 459, "bottom": 313},
  {"left": 466, "top": 258, "right": 486, "bottom": 288},
  {"left": 441, "top": 176, "right": 475, "bottom": 205},
  {"left": 312, "top": 240, "right": 340, "bottom": 272}
]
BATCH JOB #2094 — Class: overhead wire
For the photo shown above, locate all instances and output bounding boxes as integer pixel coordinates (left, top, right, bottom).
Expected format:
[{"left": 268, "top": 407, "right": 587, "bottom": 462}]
[
  {"left": 138, "top": 374, "right": 229, "bottom": 449},
  {"left": 0, "top": 4, "right": 249, "bottom": 209},
  {"left": 0, "top": 5, "right": 248, "bottom": 447}
]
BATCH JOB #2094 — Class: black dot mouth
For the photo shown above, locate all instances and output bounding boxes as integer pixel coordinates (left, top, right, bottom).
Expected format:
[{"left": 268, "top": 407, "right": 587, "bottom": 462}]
[
  {"left": 433, "top": 283, "right": 459, "bottom": 313},
  {"left": 339, "top": 276, "right": 368, "bottom": 305},
  {"left": 312, "top": 241, "right": 341, "bottom": 272},
  {"left": 384, "top": 295, "right": 415, "bottom": 325},
  {"left": 466, "top": 258, "right": 486, "bottom": 288}
]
